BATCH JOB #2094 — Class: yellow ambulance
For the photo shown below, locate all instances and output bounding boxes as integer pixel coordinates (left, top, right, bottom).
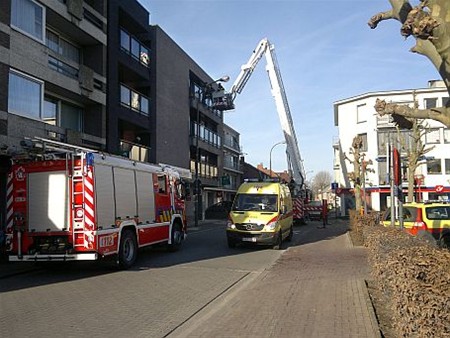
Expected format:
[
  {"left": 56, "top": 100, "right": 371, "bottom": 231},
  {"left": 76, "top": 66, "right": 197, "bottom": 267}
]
[{"left": 226, "top": 179, "right": 294, "bottom": 249}]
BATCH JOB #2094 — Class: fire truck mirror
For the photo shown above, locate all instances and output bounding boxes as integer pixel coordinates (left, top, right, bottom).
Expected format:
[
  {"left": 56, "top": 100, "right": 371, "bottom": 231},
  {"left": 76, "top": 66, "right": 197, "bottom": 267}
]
[{"left": 184, "top": 182, "right": 191, "bottom": 199}]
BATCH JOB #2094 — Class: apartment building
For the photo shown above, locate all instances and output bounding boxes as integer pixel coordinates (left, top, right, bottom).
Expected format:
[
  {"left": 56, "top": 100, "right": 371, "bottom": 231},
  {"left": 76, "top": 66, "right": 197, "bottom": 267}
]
[
  {"left": 147, "top": 24, "right": 231, "bottom": 220},
  {"left": 0, "top": 0, "right": 107, "bottom": 232},
  {"left": 333, "top": 80, "right": 450, "bottom": 215},
  {"left": 0, "top": 0, "right": 239, "bottom": 227},
  {"left": 218, "top": 124, "right": 243, "bottom": 203}
]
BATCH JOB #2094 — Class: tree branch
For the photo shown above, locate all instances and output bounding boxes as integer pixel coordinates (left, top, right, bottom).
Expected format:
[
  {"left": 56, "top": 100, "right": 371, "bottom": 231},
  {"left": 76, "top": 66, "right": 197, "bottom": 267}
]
[
  {"left": 368, "top": 10, "right": 394, "bottom": 29},
  {"left": 375, "top": 99, "right": 450, "bottom": 127}
]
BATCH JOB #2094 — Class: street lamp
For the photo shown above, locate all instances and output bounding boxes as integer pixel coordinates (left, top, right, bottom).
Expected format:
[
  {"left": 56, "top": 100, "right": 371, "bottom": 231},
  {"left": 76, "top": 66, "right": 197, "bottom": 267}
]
[
  {"left": 194, "top": 75, "right": 229, "bottom": 228},
  {"left": 269, "top": 140, "right": 286, "bottom": 177}
]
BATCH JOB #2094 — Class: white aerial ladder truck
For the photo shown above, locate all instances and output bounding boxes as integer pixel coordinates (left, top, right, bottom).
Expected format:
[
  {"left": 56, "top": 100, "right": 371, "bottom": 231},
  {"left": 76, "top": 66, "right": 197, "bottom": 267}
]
[{"left": 215, "top": 38, "right": 308, "bottom": 224}]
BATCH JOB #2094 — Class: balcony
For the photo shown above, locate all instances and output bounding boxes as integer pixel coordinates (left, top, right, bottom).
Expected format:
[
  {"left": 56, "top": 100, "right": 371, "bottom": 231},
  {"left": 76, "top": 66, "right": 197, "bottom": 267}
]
[
  {"left": 190, "top": 122, "right": 221, "bottom": 149},
  {"left": 223, "top": 138, "right": 240, "bottom": 153},
  {"left": 120, "top": 84, "right": 150, "bottom": 116},
  {"left": 119, "top": 139, "right": 150, "bottom": 162},
  {"left": 223, "top": 158, "right": 242, "bottom": 173}
]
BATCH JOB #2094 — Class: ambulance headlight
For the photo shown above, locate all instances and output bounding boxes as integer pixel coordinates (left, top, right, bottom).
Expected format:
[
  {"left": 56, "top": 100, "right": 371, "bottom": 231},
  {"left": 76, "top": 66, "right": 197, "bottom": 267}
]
[
  {"left": 264, "top": 220, "right": 277, "bottom": 231},
  {"left": 226, "top": 220, "right": 236, "bottom": 229}
]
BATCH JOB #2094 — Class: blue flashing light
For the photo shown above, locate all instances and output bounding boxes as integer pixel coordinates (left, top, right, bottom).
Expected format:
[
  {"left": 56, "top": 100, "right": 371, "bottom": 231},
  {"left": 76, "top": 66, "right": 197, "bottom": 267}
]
[{"left": 86, "top": 153, "right": 94, "bottom": 166}]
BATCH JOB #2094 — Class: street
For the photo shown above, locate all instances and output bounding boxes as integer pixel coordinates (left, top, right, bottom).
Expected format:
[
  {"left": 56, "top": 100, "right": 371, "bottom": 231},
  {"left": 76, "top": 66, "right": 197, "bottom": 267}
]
[{"left": 0, "top": 221, "right": 299, "bottom": 337}]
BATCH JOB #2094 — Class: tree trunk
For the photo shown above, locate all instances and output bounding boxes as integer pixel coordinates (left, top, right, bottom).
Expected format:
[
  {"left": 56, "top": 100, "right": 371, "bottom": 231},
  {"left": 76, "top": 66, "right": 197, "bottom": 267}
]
[
  {"left": 407, "top": 168, "right": 415, "bottom": 202},
  {"left": 354, "top": 185, "right": 362, "bottom": 212}
]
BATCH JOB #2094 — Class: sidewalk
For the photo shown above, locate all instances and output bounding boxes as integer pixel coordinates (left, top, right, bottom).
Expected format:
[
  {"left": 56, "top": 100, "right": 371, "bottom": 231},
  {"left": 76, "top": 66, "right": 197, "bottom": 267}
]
[{"left": 171, "top": 217, "right": 381, "bottom": 338}]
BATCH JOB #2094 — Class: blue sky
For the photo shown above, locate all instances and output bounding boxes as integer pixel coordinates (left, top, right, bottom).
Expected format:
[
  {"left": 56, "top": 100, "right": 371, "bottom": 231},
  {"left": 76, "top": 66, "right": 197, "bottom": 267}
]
[{"left": 139, "top": 0, "right": 439, "bottom": 180}]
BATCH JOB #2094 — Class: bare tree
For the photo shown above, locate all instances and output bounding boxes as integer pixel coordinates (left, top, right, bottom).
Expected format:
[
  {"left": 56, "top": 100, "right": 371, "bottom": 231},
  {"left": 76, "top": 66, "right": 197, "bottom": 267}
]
[
  {"left": 311, "top": 171, "right": 332, "bottom": 199},
  {"left": 369, "top": 0, "right": 450, "bottom": 128},
  {"left": 397, "top": 120, "right": 434, "bottom": 201},
  {"left": 344, "top": 136, "right": 364, "bottom": 211},
  {"left": 344, "top": 135, "right": 375, "bottom": 211}
]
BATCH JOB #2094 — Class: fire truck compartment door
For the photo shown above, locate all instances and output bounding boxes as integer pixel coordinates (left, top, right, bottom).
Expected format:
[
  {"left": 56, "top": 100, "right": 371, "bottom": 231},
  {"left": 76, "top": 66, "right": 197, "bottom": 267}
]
[
  {"left": 28, "top": 171, "right": 69, "bottom": 232},
  {"left": 135, "top": 171, "right": 155, "bottom": 223},
  {"left": 113, "top": 167, "right": 137, "bottom": 219},
  {"left": 94, "top": 164, "right": 115, "bottom": 228}
]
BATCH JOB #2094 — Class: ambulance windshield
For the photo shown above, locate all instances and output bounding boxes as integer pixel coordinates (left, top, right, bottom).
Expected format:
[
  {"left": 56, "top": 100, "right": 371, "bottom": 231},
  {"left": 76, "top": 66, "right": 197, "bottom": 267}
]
[{"left": 232, "top": 194, "right": 278, "bottom": 212}]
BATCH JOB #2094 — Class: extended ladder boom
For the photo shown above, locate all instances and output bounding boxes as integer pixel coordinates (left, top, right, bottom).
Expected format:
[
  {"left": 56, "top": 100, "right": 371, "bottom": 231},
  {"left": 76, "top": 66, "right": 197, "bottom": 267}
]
[{"left": 229, "top": 38, "right": 306, "bottom": 192}]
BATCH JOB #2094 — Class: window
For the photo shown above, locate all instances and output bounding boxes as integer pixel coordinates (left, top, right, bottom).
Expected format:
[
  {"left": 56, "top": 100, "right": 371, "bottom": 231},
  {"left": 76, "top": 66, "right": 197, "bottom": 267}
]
[
  {"left": 11, "top": 0, "right": 45, "bottom": 42},
  {"left": 358, "top": 133, "right": 368, "bottom": 152},
  {"left": 443, "top": 97, "right": 449, "bottom": 107},
  {"left": 377, "top": 131, "right": 391, "bottom": 154},
  {"left": 44, "top": 96, "right": 83, "bottom": 131},
  {"left": 60, "top": 102, "right": 82, "bottom": 131},
  {"left": 444, "top": 129, "right": 450, "bottom": 143},
  {"left": 8, "top": 70, "right": 43, "bottom": 120},
  {"left": 425, "top": 128, "right": 440, "bottom": 144},
  {"left": 46, "top": 30, "right": 80, "bottom": 64},
  {"left": 378, "top": 161, "right": 388, "bottom": 186},
  {"left": 424, "top": 97, "right": 438, "bottom": 109},
  {"left": 356, "top": 104, "right": 367, "bottom": 123},
  {"left": 398, "top": 130, "right": 413, "bottom": 154},
  {"left": 43, "top": 97, "right": 57, "bottom": 125},
  {"left": 445, "top": 159, "right": 450, "bottom": 175},
  {"left": 120, "top": 84, "right": 149, "bottom": 116},
  {"left": 119, "top": 29, "right": 150, "bottom": 67},
  {"left": 120, "top": 30, "right": 130, "bottom": 51},
  {"left": 427, "top": 158, "right": 442, "bottom": 175},
  {"left": 157, "top": 175, "right": 167, "bottom": 194},
  {"left": 131, "top": 38, "right": 140, "bottom": 59},
  {"left": 48, "top": 56, "right": 78, "bottom": 79}
]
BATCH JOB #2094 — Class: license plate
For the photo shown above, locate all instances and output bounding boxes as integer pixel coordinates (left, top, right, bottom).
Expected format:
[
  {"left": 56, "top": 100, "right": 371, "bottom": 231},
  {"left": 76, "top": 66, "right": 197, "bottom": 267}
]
[{"left": 242, "top": 237, "right": 256, "bottom": 242}]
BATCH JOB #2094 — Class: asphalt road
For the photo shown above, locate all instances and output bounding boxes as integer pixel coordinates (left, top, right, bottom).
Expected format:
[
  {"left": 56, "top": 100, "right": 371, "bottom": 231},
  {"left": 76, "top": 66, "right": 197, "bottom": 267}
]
[{"left": 0, "top": 220, "right": 297, "bottom": 337}]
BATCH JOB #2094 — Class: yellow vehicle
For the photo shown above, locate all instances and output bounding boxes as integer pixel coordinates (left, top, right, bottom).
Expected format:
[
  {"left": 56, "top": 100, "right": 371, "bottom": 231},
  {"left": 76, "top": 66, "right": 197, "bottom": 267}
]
[
  {"left": 380, "top": 201, "right": 450, "bottom": 248},
  {"left": 226, "top": 179, "right": 294, "bottom": 249}
]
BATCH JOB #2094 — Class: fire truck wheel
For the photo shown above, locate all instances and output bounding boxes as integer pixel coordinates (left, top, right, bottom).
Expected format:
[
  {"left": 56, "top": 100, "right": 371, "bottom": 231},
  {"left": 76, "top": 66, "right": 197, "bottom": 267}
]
[
  {"left": 286, "top": 225, "right": 293, "bottom": 242},
  {"left": 272, "top": 230, "right": 282, "bottom": 250},
  {"left": 118, "top": 230, "right": 138, "bottom": 269},
  {"left": 167, "top": 223, "right": 183, "bottom": 252}
]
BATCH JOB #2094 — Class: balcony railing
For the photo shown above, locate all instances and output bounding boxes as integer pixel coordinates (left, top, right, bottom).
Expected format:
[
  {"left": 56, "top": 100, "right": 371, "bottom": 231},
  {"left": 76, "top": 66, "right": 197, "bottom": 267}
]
[
  {"left": 223, "top": 158, "right": 241, "bottom": 172},
  {"left": 119, "top": 139, "right": 150, "bottom": 162},
  {"left": 120, "top": 84, "right": 150, "bottom": 116},
  {"left": 223, "top": 138, "right": 240, "bottom": 152},
  {"left": 191, "top": 122, "right": 221, "bottom": 148}
]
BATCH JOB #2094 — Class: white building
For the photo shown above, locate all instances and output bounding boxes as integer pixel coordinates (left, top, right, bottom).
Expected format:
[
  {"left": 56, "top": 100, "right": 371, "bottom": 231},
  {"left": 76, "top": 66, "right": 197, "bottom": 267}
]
[{"left": 333, "top": 80, "right": 450, "bottom": 215}]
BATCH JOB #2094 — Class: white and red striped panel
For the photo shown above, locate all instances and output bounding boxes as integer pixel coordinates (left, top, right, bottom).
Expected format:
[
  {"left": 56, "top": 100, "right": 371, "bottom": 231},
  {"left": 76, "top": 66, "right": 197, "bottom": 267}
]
[
  {"left": 83, "top": 166, "right": 95, "bottom": 249},
  {"left": 293, "top": 197, "right": 304, "bottom": 219},
  {"left": 5, "top": 173, "right": 13, "bottom": 250}
]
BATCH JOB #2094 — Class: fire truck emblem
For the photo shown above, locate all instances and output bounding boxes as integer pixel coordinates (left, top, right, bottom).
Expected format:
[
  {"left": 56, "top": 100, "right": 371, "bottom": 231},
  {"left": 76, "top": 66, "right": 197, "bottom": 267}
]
[{"left": 15, "top": 167, "right": 25, "bottom": 181}]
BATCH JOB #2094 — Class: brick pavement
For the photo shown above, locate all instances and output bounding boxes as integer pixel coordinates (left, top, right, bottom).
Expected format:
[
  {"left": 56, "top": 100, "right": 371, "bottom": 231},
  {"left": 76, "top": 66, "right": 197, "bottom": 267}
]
[{"left": 169, "top": 218, "right": 381, "bottom": 338}]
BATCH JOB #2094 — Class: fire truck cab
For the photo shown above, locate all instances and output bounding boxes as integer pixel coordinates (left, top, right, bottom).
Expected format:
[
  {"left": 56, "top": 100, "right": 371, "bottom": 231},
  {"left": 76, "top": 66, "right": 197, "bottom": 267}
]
[{"left": 6, "top": 137, "right": 188, "bottom": 268}]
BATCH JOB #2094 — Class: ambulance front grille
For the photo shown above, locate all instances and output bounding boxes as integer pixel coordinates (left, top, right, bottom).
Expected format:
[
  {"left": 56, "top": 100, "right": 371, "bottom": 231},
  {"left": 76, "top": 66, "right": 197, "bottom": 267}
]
[{"left": 235, "top": 223, "right": 264, "bottom": 231}]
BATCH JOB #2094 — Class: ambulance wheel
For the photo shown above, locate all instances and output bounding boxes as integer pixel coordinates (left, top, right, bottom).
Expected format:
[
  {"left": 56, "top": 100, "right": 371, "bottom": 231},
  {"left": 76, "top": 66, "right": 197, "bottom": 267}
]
[
  {"left": 118, "top": 230, "right": 137, "bottom": 269},
  {"left": 272, "top": 230, "right": 282, "bottom": 250},
  {"left": 167, "top": 222, "right": 183, "bottom": 252},
  {"left": 439, "top": 232, "right": 450, "bottom": 249},
  {"left": 286, "top": 225, "right": 294, "bottom": 242}
]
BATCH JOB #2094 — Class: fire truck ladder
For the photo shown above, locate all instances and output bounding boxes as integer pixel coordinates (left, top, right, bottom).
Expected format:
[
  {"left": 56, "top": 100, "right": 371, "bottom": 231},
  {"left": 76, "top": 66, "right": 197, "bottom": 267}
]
[{"left": 71, "top": 151, "right": 86, "bottom": 248}]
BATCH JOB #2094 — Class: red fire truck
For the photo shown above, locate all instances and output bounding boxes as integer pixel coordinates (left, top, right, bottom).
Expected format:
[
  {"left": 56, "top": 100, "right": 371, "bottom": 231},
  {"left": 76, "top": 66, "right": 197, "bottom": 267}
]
[{"left": 6, "top": 138, "right": 188, "bottom": 268}]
